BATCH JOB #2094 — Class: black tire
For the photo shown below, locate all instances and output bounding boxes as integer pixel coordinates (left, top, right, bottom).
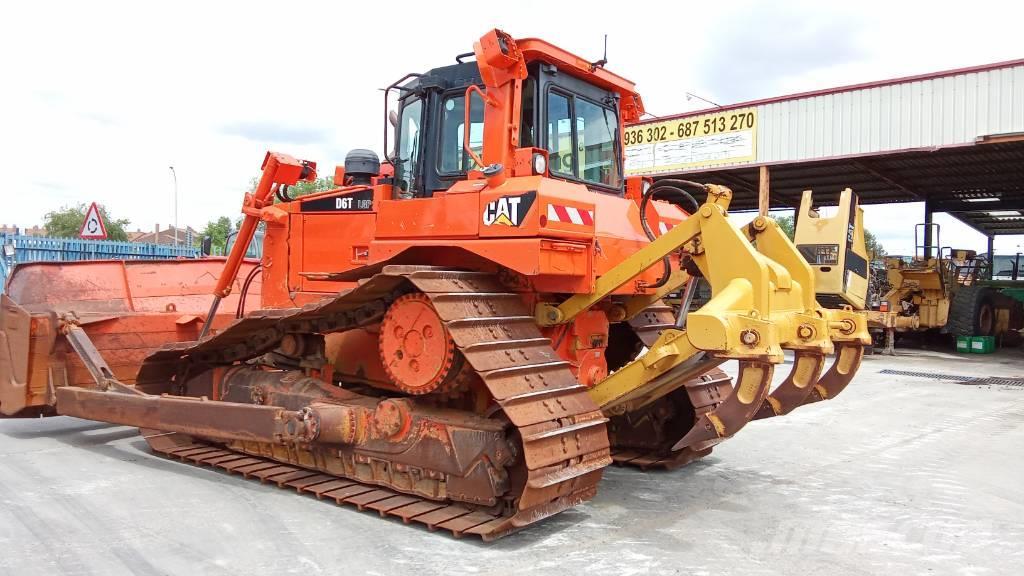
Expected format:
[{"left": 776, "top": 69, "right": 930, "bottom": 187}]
[{"left": 947, "top": 285, "right": 997, "bottom": 337}]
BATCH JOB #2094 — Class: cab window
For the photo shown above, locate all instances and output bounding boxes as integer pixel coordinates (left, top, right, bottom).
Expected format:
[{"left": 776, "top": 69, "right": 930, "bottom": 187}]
[
  {"left": 394, "top": 98, "right": 424, "bottom": 195},
  {"left": 546, "top": 92, "right": 573, "bottom": 176},
  {"left": 576, "top": 98, "right": 620, "bottom": 187},
  {"left": 438, "top": 92, "right": 484, "bottom": 174},
  {"left": 545, "top": 90, "right": 621, "bottom": 188},
  {"left": 520, "top": 76, "right": 537, "bottom": 147}
]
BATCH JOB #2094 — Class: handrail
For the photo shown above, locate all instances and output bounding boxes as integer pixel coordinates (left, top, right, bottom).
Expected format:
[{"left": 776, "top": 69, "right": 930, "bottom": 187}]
[{"left": 463, "top": 85, "right": 495, "bottom": 170}]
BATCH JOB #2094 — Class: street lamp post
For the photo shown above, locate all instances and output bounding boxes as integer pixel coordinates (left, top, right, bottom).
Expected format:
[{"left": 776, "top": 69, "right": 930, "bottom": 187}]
[{"left": 169, "top": 166, "right": 178, "bottom": 247}]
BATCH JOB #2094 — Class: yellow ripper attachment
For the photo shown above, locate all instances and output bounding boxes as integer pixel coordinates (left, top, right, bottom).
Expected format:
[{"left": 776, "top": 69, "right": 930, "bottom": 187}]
[{"left": 536, "top": 185, "right": 870, "bottom": 452}]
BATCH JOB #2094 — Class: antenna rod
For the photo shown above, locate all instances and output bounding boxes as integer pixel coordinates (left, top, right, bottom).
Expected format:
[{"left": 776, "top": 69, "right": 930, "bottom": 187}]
[{"left": 685, "top": 92, "right": 723, "bottom": 109}]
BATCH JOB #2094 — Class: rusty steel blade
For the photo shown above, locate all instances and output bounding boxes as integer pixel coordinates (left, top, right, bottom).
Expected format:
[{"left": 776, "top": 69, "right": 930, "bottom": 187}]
[
  {"left": 0, "top": 295, "right": 33, "bottom": 416},
  {"left": 752, "top": 351, "right": 825, "bottom": 419},
  {"left": 805, "top": 342, "right": 865, "bottom": 404}
]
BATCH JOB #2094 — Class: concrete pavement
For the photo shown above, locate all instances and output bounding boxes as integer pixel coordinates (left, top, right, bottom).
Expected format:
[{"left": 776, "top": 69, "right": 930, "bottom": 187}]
[{"left": 1, "top": 348, "right": 1022, "bottom": 576}]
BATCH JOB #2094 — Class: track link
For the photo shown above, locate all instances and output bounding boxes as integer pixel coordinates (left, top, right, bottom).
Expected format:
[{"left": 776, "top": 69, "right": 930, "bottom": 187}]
[{"left": 145, "top": 430, "right": 525, "bottom": 540}]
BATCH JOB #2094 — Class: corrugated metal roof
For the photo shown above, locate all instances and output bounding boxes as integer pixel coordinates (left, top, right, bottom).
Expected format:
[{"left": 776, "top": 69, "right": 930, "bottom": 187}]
[
  {"left": 753, "top": 65, "right": 1024, "bottom": 166},
  {"left": 678, "top": 140, "right": 1024, "bottom": 235},
  {"left": 653, "top": 58, "right": 1024, "bottom": 120},
  {"left": 637, "top": 58, "right": 1024, "bottom": 236}
]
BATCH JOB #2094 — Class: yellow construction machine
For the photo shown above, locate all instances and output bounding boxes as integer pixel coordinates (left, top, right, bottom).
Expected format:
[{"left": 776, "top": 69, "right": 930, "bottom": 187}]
[{"left": 867, "top": 230, "right": 1023, "bottom": 353}]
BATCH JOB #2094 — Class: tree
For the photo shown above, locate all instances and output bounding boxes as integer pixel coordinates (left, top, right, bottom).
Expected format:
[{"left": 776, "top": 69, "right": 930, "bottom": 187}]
[
  {"left": 864, "top": 229, "right": 886, "bottom": 261},
  {"left": 775, "top": 215, "right": 795, "bottom": 239},
  {"left": 197, "top": 216, "right": 234, "bottom": 255},
  {"left": 248, "top": 176, "right": 335, "bottom": 201},
  {"left": 43, "top": 203, "right": 130, "bottom": 241}
]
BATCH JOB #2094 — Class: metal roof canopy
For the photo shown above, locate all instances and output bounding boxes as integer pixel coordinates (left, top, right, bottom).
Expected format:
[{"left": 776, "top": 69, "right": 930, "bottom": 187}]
[
  {"left": 681, "top": 137, "right": 1024, "bottom": 236},
  {"left": 638, "top": 58, "right": 1024, "bottom": 236}
]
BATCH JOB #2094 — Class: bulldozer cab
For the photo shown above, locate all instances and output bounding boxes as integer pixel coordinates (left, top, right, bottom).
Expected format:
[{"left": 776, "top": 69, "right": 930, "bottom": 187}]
[
  {"left": 388, "top": 61, "right": 487, "bottom": 197},
  {"left": 388, "top": 52, "right": 625, "bottom": 198}
]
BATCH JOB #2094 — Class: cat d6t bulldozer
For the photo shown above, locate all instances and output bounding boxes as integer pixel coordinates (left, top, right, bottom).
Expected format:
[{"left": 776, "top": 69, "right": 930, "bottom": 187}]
[{"left": 0, "top": 29, "right": 868, "bottom": 540}]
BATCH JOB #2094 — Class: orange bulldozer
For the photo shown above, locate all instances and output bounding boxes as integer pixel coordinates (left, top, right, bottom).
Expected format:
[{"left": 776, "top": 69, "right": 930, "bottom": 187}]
[{"left": 0, "top": 29, "right": 868, "bottom": 540}]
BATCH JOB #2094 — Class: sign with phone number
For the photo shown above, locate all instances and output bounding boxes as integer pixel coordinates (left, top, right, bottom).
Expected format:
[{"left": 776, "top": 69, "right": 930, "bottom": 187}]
[{"left": 624, "top": 107, "right": 758, "bottom": 175}]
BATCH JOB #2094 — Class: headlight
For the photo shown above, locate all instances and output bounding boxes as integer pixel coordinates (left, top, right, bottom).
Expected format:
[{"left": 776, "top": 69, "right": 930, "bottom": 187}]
[{"left": 532, "top": 153, "right": 547, "bottom": 175}]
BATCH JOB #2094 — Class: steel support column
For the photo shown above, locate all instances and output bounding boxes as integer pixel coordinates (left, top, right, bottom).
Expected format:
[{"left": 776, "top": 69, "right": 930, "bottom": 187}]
[
  {"left": 987, "top": 235, "right": 995, "bottom": 280},
  {"left": 923, "top": 200, "right": 934, "bottom": 258},
  {"left": 759, "top": 165, "right": 770, "bottom": 217}
]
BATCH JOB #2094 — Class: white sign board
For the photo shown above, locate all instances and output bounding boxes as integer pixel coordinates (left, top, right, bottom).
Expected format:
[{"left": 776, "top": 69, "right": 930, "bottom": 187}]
[
  {"left": 79, "top": 202, "right": 108, "bottom": 239},
  {"left": 624, "top": 107, "right": 758, "bottom": 175}
]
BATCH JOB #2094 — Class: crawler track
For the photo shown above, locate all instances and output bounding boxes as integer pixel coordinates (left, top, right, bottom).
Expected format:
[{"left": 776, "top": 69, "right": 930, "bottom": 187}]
[{"left": 136, "top": 267, "right": 611, "bottom": 540}]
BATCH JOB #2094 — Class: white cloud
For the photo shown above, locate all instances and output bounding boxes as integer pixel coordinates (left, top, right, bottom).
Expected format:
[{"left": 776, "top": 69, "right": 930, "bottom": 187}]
[{"left": 2, "top": 0, "right": 1021, "bottom": 255}]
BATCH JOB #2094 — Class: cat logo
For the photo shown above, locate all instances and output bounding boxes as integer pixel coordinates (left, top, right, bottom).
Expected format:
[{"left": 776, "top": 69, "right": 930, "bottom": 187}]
[{"left": 482, "top": 191, "right": 536, "bottom": 227}]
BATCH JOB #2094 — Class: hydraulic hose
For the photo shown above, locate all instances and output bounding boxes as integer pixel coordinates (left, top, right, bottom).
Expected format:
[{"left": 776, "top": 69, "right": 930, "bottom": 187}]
[
  {"left": 236, "top": 264, "right": 263, "bottom": 319},
  {"left": 639, "top": 180, "right": 706, "bottom": 288}
]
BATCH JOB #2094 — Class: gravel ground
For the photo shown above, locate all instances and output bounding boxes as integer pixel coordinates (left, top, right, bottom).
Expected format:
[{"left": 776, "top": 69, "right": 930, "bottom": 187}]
[{"left": 1, "top": 347, "right": 1022, "bottom": 576}]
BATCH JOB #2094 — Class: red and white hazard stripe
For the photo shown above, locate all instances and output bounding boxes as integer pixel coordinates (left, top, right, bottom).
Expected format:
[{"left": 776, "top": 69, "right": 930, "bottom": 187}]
[
  {"left": 547, "top": 204, "right": 594, "bottom": 226},
  {"left": 658, "top": 221, "right": 677, "bottom": 235}
]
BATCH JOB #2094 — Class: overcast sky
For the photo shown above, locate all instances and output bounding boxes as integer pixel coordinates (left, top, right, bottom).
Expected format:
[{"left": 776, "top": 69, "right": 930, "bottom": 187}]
[{"left": 3, "top": 0, "right": 1022, "bottom": 255}]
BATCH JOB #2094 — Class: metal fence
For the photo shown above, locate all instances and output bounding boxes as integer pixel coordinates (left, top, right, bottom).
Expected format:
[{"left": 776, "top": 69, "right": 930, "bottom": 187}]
[{"left": 0, "top": 234, "right": 200, "bottom": 293}]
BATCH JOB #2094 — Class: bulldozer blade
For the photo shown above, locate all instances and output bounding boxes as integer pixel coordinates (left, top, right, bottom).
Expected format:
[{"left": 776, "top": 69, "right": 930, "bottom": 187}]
[
  {"left": 752, "top": 351, "right": 826, "bottom": 419},
  {"left": 805, "top": 342, "right": 865, "bottom": 404},
  {"left": 671, "top": 360, "right": 774, "bottom": 451},
  {"left": 0, "top": 295, "right": 34, "bottom": 417}
]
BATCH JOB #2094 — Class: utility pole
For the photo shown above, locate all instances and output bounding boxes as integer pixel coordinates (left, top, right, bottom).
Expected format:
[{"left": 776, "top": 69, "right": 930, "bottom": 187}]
[{"left": 169, "top": 166, "right": 178, "bottom": 247}]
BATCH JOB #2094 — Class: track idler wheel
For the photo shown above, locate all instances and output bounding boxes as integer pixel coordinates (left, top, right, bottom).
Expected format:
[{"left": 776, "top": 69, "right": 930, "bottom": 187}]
[
  {"left": 671, "top": 360, "right": 774, "bottom": 451},
  {"left": 379, "top": 293, "right": 467, "bottom": 395}
]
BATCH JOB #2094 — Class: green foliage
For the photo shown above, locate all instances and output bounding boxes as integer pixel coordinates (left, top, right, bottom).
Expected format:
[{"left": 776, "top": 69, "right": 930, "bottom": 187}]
[
  {"left": 197, "top": 216, "right": 234, "bottom": 255},
  {"left": 864, "top": 229, "right": 886, "bottom": 260},
  {"left": 775, "top": 215, "right": 795, "bottom": 239},
  {"left": 43, "top": 203, "right": 130, "bottom": 241},
  {"left": 247, "top": 176, "right": 335, "bottom": 201},
  {"left": 284, "top": 176, "right": 335, "bottom": 198}
]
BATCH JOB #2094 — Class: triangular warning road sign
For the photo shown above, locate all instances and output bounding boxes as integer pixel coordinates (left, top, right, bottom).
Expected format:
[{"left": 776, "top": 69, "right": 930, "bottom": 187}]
[{"left": 79, "top": 202, "right": 109, "bottom": 239}]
